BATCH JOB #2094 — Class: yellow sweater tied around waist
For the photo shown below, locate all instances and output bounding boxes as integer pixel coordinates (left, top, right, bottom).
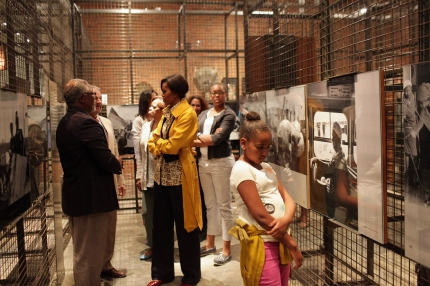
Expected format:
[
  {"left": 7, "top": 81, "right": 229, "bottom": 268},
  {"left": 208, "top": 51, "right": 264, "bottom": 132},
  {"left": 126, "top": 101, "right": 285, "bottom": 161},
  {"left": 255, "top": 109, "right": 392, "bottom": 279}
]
[{"left": 228, "top": 218, "right": 292, "bottom": 286}]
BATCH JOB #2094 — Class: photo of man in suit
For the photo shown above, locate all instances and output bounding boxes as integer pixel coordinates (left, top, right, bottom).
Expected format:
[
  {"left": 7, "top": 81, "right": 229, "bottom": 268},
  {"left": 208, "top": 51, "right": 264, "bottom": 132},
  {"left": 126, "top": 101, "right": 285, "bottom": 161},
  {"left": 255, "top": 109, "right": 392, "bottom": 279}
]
[{"left": 56, "top": 79, "right": 124, "bottom": 286}]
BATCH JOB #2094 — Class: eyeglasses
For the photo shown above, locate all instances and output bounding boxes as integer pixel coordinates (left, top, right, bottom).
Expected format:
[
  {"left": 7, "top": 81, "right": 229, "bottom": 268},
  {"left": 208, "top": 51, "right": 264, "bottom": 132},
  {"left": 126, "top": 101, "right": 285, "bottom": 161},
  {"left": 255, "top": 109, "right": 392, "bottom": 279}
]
[
  {"left": 81, "top": 92, "right": 96, "bottom": 97},
  {"left": 211, "top": 91, "right": 226, "bottom": 95}
]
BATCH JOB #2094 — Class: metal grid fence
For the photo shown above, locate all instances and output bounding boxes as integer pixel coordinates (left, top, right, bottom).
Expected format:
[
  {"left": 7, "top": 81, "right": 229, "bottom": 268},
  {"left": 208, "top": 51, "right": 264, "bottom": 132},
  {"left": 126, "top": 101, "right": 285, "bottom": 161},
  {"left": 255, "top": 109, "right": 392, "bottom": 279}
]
[
  {"left": 0, "top": 0, "right": 429, "bottom": 285},
  {"left": 242, "top": 0, "right": 427, "bottom": 285}
]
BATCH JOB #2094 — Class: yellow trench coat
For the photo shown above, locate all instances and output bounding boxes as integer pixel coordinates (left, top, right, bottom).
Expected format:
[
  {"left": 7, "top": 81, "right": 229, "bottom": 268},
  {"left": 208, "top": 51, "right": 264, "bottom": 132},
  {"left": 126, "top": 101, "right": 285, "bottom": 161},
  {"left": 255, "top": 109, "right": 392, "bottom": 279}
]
[{"left": 148, "top": 99, "right": 202, "bottom": 232}]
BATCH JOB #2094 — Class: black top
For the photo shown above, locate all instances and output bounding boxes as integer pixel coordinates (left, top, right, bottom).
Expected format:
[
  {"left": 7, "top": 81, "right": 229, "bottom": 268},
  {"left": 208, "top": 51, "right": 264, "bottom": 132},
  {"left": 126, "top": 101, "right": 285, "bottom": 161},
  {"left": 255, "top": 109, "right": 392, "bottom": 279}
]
[{"left": 57, "top": 106, "right": 122, "bottom": 216}]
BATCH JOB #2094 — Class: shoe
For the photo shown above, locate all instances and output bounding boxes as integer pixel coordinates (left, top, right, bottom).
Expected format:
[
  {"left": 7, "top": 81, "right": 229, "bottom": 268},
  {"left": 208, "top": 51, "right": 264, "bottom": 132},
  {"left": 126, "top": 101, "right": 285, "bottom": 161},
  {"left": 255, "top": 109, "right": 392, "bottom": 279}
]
[
  {"left": 140, "top": 248, "right": 152, "bottom": 260},
  {"left": 200, "top": 246, "right": 216, "bottom": 256},
  {"left": 147, "top": 280, "right": 165, "bottom": 286},
  {"left": 213, "top": 253, "right": 232, "bottom": 265},
  {"left": 180, "top": 284, "right": 196, "bottom": 286},
  {"left": 100, "top": 268, "right": 126, "bottom": 278}
]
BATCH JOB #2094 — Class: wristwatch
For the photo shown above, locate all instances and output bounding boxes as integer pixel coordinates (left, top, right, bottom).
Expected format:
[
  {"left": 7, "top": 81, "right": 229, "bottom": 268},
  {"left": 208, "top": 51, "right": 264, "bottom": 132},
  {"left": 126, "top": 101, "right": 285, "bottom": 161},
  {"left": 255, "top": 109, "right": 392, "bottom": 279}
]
[{"left": 197, "top": 132, "right": 202, "bottom": 139}]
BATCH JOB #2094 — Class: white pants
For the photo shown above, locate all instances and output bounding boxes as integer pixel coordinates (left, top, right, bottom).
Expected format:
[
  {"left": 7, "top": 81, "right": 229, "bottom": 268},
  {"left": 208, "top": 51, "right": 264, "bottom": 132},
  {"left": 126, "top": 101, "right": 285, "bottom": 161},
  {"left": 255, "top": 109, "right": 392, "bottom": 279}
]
[{"left": 199, "top": 155, "right": 235, "bottom": 241}]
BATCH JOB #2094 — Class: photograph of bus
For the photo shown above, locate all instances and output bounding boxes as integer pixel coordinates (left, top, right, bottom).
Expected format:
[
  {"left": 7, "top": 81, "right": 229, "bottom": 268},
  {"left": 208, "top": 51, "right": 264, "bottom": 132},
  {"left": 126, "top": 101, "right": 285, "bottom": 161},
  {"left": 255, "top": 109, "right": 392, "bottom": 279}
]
[{"left": 307, "top": 76, "right": 358, "bottom": 230}]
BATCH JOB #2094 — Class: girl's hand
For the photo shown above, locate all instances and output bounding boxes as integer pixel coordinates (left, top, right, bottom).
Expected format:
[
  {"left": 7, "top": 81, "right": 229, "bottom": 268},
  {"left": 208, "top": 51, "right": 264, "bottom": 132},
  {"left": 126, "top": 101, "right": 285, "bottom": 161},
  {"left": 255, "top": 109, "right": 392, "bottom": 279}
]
[
  {"left": 267, "top": 217, "right": 290, "bottom": 240},
  {"left": 290, "top": 246, "right": 304, "bottom": 270},
  {"left": 136, "top": 179, "right": 142, "bottom": 191}
]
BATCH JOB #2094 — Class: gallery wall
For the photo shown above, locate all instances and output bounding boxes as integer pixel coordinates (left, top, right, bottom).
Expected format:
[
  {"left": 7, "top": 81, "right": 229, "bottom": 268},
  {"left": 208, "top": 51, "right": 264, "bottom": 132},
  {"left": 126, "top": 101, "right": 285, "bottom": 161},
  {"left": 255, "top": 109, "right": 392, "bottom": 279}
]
[{"left": 243, "top": 70, "right": 387, "bottom": 244}]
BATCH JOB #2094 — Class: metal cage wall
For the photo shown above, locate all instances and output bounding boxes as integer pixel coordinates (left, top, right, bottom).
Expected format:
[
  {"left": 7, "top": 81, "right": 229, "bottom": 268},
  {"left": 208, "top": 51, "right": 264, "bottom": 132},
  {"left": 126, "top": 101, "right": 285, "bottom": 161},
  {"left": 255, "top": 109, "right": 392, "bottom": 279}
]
[
  {"left": 0, "top": 0, "right": 430, "bottom": 285},
  {"left": 243, "top": 0, "right": 428, "bottom": 285}
]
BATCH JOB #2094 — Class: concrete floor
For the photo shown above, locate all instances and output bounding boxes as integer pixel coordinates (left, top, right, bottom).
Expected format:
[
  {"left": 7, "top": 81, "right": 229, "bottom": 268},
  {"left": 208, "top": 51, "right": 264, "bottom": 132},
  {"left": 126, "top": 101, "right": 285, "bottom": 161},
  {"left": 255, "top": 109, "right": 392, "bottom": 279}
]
[
  {"left": 61, "top": 212, "right": 247, "bottom": 286},
  {"left": 60, "top": 202, "right": 337, "bottom": 286}
]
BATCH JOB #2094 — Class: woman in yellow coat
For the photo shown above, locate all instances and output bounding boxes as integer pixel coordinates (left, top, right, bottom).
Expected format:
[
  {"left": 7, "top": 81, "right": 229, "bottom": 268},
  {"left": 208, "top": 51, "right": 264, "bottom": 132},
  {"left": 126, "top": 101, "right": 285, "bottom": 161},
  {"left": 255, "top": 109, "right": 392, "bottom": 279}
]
[{"left": 147, "top": 74, "right": 202, "bottom": 286}]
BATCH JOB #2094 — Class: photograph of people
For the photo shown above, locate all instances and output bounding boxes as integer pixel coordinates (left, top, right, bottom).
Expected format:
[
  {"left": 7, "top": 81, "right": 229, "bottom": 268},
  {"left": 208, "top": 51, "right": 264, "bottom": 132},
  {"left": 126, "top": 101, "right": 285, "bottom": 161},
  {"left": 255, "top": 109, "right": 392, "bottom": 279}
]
[
  {"left": 307, "top": 77, "right": 358, "bottom": 230},
  {"left": 403, "top": 63, "right": 430, "bottom": 269},
  {"left": 265, "top": 88, "right": 308, "bottom": 221}
]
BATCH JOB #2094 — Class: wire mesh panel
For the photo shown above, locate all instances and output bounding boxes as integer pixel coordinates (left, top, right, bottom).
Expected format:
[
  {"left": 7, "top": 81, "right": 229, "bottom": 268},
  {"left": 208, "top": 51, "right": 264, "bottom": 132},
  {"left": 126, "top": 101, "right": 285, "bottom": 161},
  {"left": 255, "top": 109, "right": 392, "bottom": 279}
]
[
  {"left": 0, "top": 0, "right": 73, "bottom": 284},
  {"left": 244, "top": 0, "right": 427, "bottom": 285},
  {"left": 74, "top": 1, "right": 244, "bottom": 105}
]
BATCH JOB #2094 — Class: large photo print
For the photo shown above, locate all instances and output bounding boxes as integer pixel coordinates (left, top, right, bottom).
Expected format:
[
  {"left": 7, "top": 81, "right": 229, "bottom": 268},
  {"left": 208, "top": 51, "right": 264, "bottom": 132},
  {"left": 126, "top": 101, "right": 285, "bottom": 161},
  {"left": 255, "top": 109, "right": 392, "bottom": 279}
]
[
  {"left": 0, "top": 92, "right": 29, "bottom": 212},
  {"left": 307, "top": 76, "right": 358, "bottom": 230},
  {"left": 266, "top": 87, "right": 308, "bottom": 208},
  {"left": 404, "top": 63, "right": 430, "bottom": 267}
]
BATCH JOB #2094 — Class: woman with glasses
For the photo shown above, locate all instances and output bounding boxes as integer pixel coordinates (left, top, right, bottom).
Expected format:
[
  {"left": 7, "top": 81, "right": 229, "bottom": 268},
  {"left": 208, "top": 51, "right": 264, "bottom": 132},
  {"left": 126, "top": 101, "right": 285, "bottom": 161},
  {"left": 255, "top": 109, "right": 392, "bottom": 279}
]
[{"left": 194, "top": 82, "right": 236, "bottom": 266}]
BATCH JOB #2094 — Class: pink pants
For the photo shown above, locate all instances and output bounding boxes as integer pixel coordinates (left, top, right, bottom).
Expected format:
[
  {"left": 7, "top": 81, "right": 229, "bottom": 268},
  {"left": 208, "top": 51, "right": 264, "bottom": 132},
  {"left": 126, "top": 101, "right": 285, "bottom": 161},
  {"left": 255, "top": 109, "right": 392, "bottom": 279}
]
[{"left": 259, "top": 242, "right": 291, "bottom": 286}]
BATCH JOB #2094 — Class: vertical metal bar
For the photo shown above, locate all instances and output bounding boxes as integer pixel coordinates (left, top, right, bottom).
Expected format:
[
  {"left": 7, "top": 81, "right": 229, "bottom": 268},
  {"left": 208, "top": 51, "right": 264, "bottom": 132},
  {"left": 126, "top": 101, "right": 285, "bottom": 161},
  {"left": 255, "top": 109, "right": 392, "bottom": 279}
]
[
  {"left": 72, "top": 1, "right": 76, "bottom": 78},
  {"left": 128, "top": 1, "right": 135, "bottom": 103},
  {"left": 16, "top": 217, "right": 27, "bottom": 286},
  {"left": 177, "top": 11, "right": 181, "bottom": 73},
  {"left": 182, "top": 3, "right": 188, "bottom": 80},
  {"left": 235, "top": 2, "right": 239, "bottom": 100},
  {"left": 225, "top": 12, "right": 229, "bottom": 93},
  {"left": 364, "top": 0, "right": 372, "bottom": 72},
  {"left": 323, "top": 217, "right": 334, "bottom": 286},
  {"left": 243, "top": 1, "right": 249, "bottom": 93},
  {"left": 319, "top": 0, "right": 332, "bottom": 80},
  {"left": 39, "top": 199, "right": 50, "bottom": 284},
  {"left": 419, "top": 0, "right": 430, "bottom": 62},
  {"left": 272, "top": 1, "right": 279, "bottom": 89},
  {"left": 6, "top": 0, "right": 17, "bottom": 90},
  {"left": 367, "top": 238, "right": 374, "bottom": 277}
]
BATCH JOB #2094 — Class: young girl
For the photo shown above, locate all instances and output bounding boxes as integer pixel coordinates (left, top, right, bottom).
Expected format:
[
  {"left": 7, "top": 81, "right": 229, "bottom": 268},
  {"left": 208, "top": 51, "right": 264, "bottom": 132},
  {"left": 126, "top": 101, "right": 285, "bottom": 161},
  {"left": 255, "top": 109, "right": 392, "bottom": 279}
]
[{"left": 229, "top": 111, "right": 304, "bottom": 286}]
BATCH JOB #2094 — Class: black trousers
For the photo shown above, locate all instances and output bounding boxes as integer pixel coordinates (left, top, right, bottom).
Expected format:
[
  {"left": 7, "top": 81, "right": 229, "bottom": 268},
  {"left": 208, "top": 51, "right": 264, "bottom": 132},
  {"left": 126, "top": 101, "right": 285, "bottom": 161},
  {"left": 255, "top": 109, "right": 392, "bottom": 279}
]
[{"left": 151, "top": 183, "right": 201, "bottom": 284}]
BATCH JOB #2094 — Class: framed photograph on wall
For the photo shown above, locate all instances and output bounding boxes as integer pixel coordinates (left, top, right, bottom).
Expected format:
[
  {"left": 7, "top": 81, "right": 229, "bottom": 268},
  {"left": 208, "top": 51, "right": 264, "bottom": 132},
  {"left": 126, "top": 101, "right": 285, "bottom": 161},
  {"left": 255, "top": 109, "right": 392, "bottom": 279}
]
[
  {"left": 266, "top": 86, "right": 308, "bottom": 208},
  {"left": 0, "top": 92, "right": 29, "bottom": 212},
  {"left": 403, "top": 62, "right": 430, "bottom": 267},
  {"left": 307, "top": 76, "right": 358, "bottom": 230},
  {"left": 355, "top": 70, "right": 386, "bottom": 244},
  {"left": 306, "top": 72, "right": 386, "bottom": 243},
  {"left": 106, "top": 105, "right": 138, "bottom": 155}
]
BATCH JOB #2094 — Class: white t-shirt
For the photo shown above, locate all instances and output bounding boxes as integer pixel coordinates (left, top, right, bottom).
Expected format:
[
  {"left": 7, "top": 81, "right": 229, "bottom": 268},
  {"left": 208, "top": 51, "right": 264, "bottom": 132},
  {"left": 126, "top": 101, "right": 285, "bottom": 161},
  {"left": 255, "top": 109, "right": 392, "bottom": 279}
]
[
  {"left": 230, "top": 160, "right": 287, "bottom": 242},
  {"left": 199, "top": 115, "right": 215, "bottom": 159}
]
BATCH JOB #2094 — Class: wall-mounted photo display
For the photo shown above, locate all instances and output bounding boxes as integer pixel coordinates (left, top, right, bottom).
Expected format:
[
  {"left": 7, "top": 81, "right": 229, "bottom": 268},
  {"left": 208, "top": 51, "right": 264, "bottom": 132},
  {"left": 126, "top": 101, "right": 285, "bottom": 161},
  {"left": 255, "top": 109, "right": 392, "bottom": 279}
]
[
  {"left": 307, "top": 77, "right": 357, "bottom": 230},
  {"left": 106, "top": 105, "right": 138, "bottom": 155},
  {"left": 0, "top": 92, "right": 29, "bottom": 212},
  {"left": 355, "top": 70, "right": 386, "bottom": 244},
  {"left": 240, "top": 90, "right": 267, "bottom": 123},
  {"left": 266, "top": 87, "right": 308, "bottom": 208},
  {"left": 306, "top": 72, "right": 386, "bottom": 243},
  {"left": 27, "top": 106, "right": 48, "bottom": 200},
  {"left": 403, "top": 62, "right": 430, "bottom": 268}
]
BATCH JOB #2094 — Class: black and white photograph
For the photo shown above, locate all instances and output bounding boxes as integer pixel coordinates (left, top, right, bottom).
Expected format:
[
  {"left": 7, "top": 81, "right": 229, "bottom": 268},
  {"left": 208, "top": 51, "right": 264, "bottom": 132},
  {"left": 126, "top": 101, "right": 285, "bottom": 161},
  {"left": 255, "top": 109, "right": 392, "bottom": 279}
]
[
  {"left": 266, "top": 87, "right": 308, "bottom": 208},
  {"left": 106, "top": 105, "right": 138, "bottom": 155},
  {"left": 307, "top": 76, "right": 358, "bottom": 230},
  {"left": 241, "top": 91, "right": 266, "bottom": 124},
  {"left": 404, "top": 62, "right": 430, "bottom": 267},
  {"left": 27, "top": 106, "right": 48, "bottom": 200},
  {"left": 355, "top": 70, "right": 386, "bottom": 244},
  {"left": 0, "top": 92, "right": 29, "bottom": 212}
]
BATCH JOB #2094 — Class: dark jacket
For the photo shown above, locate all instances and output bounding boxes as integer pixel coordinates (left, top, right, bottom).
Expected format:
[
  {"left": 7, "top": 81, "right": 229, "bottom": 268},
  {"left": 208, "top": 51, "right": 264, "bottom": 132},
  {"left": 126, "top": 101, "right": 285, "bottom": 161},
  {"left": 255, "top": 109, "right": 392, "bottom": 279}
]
[
  {"left": 197, "top": 107, "right": 236, "bottom": 159},
  {"left": 56, "top": 106, "right": 122, "bottom": 216}
]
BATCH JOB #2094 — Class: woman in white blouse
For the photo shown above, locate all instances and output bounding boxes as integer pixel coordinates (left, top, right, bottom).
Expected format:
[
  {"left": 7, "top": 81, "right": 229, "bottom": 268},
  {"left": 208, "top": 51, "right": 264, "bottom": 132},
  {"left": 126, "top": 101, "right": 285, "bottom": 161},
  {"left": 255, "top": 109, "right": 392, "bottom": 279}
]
[{"left": 135, "top": 96, "right": 164, "bottom": 260}]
